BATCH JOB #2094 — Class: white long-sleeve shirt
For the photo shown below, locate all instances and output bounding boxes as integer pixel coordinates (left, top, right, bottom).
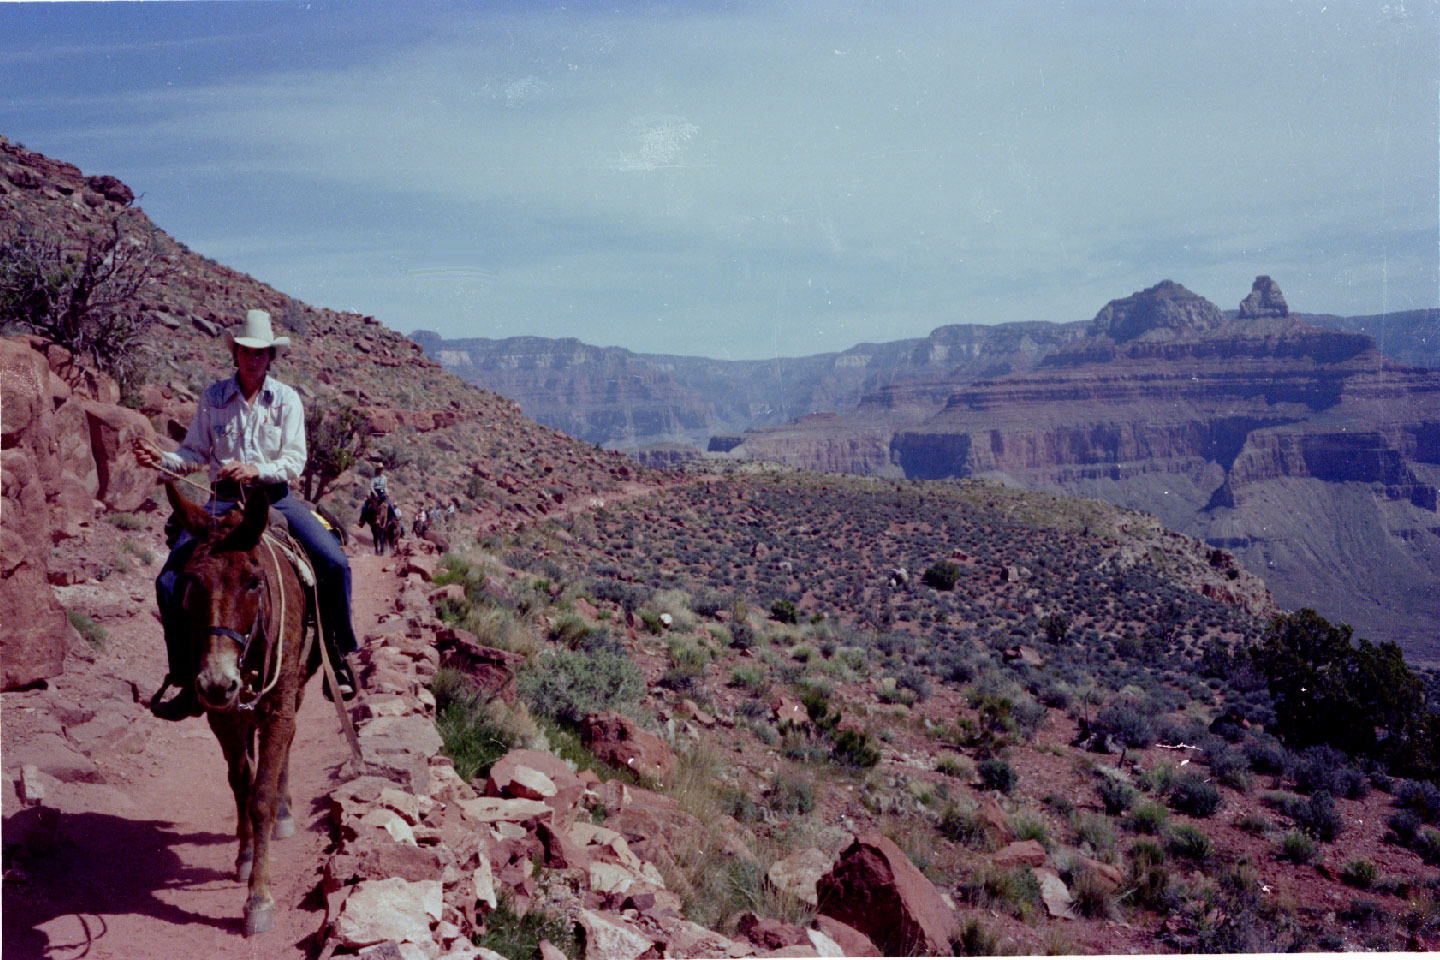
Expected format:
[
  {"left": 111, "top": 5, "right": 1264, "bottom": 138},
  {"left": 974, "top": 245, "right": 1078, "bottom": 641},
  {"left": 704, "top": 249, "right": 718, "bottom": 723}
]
[{"left": 161, "top": 375, "right": 306, "bottom": 484}]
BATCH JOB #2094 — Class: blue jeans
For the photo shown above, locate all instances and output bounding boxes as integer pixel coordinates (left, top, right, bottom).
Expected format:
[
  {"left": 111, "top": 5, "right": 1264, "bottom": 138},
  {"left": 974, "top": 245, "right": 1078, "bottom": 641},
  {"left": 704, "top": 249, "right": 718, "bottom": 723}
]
[{"left": 156, "top": 485, "right": 357, "bottom": 679}]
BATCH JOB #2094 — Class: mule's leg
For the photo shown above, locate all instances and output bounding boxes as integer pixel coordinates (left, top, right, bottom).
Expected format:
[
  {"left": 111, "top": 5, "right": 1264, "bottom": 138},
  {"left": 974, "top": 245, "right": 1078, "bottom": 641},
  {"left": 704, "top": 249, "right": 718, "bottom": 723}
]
[
  {"left": 208, "top": 714, "right": 257, "bottom": 881},
  {"left": 272, "top": 760, "right": 294, "bottom": 840},
  {"left": 242, "top": 710, "right": 297, "bottom": 937}
]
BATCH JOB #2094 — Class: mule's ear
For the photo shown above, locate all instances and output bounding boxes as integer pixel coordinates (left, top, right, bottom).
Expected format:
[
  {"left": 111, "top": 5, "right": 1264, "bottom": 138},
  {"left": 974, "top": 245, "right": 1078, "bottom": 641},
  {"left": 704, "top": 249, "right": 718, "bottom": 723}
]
[
  {"left": 227, "top": 488, "right": 270, "bottom": 550},
  {"left": 165, "top": 479, "right": 213, "bottom": 538}
]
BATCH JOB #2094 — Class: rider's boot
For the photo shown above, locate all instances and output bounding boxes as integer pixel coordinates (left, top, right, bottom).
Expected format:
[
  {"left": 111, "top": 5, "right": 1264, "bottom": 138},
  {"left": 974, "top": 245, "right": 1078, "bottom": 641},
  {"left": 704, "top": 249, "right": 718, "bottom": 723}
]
[
  {"left": 150, "top": 675, "right": 204, "bottom": 721},
  {"left": 323, "top": 650, "right": 359, "bottom": 702}
]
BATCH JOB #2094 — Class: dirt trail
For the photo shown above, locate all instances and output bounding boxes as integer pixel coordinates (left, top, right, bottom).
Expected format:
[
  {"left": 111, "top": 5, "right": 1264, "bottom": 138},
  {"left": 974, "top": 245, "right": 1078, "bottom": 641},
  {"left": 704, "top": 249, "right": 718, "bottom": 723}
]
[{"left": 3, "top": 541, "right": 395, "bottom": 960}]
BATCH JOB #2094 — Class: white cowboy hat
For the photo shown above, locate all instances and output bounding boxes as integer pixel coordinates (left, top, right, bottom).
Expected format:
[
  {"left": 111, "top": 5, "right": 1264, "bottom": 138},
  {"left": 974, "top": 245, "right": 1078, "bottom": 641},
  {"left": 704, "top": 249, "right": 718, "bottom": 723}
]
[{"left": 223, "top": 309, "right": 291, "bottom": 356}]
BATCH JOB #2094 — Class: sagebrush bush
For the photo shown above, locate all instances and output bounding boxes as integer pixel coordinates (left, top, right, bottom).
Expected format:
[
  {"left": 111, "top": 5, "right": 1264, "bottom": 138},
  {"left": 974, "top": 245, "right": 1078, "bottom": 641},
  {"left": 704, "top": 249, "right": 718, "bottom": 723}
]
[
  {"left": 1126, "top": 800, "right": 1170, "bottom": 835},
  {"left": 1071, "top": 811, "right": 1117, "bottom": 856},
  {"left": 1397, "top": 779, "right": 1440, "bottom": 824},
  {"left": 1387, "top": 809, "right": 1422, "bottom": 846},
  {"left": 768, "top": 770, "right": 815, "bottom": 815},
  {"left": 938, "top": 799, "right": 992, "bottom": 849},
  {"left": 1166, "top": 824, "right": 1215, "bottom": 864},
  {"left": 1340, "top": 859, "right": 1378, "bottom": 889},
  {"left": 1276, "top": 831, "right": 1318, "bottom": 864},
  {"left": 1169, "top": 775, "right": 1222, "bottom": 818},
  {"left": 518, "top": 637, "right": 644, "bottom": 727},
  {"left": 979, "top": 758, "right": 1018, "bottom": 794},
  {"left": 1291, "top": 745, "right": 1369, "bottom": 800},
  {"left": 1070, "top": 868, "right": 1119, "bottom": 919},
  {"left": 1097, "top": 775, "right": 1138, "bottom": 815}
]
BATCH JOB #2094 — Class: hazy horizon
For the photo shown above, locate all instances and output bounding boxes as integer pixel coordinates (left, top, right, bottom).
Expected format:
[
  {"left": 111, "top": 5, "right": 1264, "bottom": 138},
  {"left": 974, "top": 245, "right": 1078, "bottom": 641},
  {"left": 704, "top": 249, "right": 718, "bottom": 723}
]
[{"left": 2, "top": 1, "right": 1436, "bottom": 359}]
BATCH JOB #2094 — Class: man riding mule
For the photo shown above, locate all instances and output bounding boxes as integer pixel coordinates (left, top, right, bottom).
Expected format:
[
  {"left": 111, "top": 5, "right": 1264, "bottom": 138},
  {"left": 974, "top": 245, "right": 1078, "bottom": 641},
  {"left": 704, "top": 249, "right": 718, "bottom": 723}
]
[
  {"left": 359, "top": 487, "right": 402, "bottom": 555},
  {"left": 133, "top": 309, "right": 359, "bottom": 719}
]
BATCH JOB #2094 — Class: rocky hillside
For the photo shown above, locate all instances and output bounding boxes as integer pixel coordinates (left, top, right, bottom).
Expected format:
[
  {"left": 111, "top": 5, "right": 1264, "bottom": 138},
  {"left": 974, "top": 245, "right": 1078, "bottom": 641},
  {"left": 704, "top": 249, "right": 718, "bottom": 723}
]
[
  {"left": 720, "top": 280, "right": 1440, "bottom": 663},
  {"left": 0, "top": 135, "right": 662, "bottom": 692},
  {"left": 413, "top": 322, "right": 1086, "bottom": 452}
]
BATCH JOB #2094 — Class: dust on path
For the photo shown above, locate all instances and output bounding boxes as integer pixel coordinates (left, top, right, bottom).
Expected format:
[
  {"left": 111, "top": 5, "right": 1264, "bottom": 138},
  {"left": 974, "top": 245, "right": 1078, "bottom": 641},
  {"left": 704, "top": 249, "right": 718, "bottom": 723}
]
[{"left": 3, "top": 543, "right": 395, "bottom": 960}]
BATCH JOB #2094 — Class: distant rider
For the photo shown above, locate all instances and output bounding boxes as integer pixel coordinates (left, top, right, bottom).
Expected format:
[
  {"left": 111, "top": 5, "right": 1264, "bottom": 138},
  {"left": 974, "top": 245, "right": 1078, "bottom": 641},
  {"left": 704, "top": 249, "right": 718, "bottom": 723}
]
[{"left": 133, "top": 309, "right": 359, "bottom": 719}]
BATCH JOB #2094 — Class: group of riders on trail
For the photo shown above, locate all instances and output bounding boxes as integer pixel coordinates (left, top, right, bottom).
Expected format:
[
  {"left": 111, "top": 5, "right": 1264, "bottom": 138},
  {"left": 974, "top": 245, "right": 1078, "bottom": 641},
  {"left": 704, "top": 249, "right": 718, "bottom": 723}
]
[{"left": 132, "top": 309, "right": 362, "bottom": 721}]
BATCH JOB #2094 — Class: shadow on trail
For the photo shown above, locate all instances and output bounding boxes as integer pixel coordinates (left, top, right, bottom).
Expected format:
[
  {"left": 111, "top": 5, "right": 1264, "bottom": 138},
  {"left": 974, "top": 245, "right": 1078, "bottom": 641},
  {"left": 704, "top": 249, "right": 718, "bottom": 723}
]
[{"left": 2, "top": 806, "right": 236, "bottom": 958}]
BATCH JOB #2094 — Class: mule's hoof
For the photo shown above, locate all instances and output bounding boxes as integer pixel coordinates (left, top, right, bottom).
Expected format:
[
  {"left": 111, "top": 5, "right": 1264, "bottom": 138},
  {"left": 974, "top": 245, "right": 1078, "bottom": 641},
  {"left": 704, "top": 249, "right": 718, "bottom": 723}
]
[
  {"left": 243, "top": 898, "right": 275, "bottom": 937},
  {"left": 235, "top": 853, "right": 254, "bottom": 882},
  {"left": 272, "top": 815, "right": 295, "bottom": 840}
]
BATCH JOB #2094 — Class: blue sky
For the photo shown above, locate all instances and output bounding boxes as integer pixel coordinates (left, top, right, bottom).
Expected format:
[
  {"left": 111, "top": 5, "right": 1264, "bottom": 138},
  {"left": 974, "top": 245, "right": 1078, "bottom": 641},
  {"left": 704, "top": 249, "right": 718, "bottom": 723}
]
[{"left": 2, "top": 1, "right": 1436, "bottom": 358}]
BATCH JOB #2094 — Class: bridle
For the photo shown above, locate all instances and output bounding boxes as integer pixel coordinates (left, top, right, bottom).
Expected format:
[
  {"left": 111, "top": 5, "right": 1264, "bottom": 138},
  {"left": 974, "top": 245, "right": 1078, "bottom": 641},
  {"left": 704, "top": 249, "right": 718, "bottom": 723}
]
[{"left": 203, "top": 537, "right": 291, "bottom": 712}]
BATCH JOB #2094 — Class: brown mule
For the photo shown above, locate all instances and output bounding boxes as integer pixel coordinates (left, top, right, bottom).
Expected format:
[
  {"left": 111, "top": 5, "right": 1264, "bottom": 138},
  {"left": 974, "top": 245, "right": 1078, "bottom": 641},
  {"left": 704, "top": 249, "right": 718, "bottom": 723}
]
[{"left": 163, "top": 480, "right": 318, "bottom": 936}]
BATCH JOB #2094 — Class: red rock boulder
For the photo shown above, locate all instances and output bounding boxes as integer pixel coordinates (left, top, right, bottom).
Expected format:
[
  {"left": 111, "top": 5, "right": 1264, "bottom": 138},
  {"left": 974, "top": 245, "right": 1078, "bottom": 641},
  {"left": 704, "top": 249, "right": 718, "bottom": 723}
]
[
  {"left": 580, "top": 712, "right": 678, "bottom": 785},
  {"left": 816, "top": 832, "right": 958, "bottom": 956}
]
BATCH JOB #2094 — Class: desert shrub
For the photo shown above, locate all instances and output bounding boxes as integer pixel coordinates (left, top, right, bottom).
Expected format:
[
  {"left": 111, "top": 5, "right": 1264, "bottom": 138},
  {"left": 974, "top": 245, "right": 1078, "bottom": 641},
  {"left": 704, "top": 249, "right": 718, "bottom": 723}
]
[
  {"left": 1010, "top": 814, "right": 1050, "bottom": 849},
  {"left": 1204, "top": 745, "right": 1253, "bottom": 791},
  {"left": 831, "top": 728, "right": 881, "bottom": 769},
  {"left": 1097, "top": 776, "right": 1138, "bottom": 815},
  {"left": 770, "top": 598, "right": 799, "bottom": 624},
  {"left": 1126, "top": 842, "right": 1177, "bottom": 912},
  {"left": 896, "top": 666, "right": 931, "bottom": 702},
  {"left": 1071, "top": 811, "right": 1117, "bottom": 856},
  {"left": 1128, "top": 838, "right": 1166, "bottom": 868},
  {"left": 1340, "top": 859, "right": 1378, "bottom": 889},
  {"left": 518, "top": 638, "right": 644, "bottom": 727},
  {"left": 942, "top": 652, "right": 978, "bottom": 684},
  {"left": 1397, "top": 779, "right": 1440, "bottom": 824},
  {"left": 1235, "top": 812, "right": 1274, "bottom": 834},
  {"left": 1276, "top": 831, "right": 1318, "bottom": 864},
  {"left": 1070, "top": 868, "right": 1119, "bottom": 919},
  {"left": 1165, "top": 824, "right": 1215, "bottom": 865},
  {"left": 475, "top": 892, "right": 580, "bottom": 960},
  {"left": 1416, "top": 828, "right": 1440, "bottom": 865},
  {"left": 431, "top": 670, "right": 518, "bottom": 782},
  {"left": 936, "top": 753, "right": 971, "bottom": 778},
  {"left": 1169, "top": 775, "right": 1222, "bottom": 818},
  {"left": 1291, "top": 745, "right": 1369, "bottom": 800},
  {"left": 962, "top": 865, "right": 1041, "bottom": 918},
  {"left": 728, "top": 619, "right": 756, "bottom": 650},
  {"left": 938, "top": 800, "right": 992, "bottom": 849},
  {"left": 1241, "top": 734, "right": 1289, "bottom": 775},
  {"left": 729, "top": 664, "right": 767, "bottom": 692},
  {"left": 690, "top": 590, "right": 728, "bottom": 618},
  {"left": 951, "top": 918, "right": 1008, "bottom": 956},
  {"left": 768, "top": 770, "right": 815, "bottom": 815},
  {"left": 659, "top": 637, "right": 707, "bottom": 692},
  {"left": 1387, "top": 810, "right": 1422, "bottom": 846},
  {"left": 922, "top": 560, "right": 963, "bottom": 591},
  {"left": 1139, "top": 761, "right": 1181, "bottom": 794},
  {"left": 1126, "top": 800, "right": 1170, "bottom": 835},
  {"left": 1009, "top": 695, "right": 1048, "bottom": 737},
  {"left": 1292, "top": 790, "right": 1343, "bottom": 842},
  {"left": 979, "top": 758, "right": 1018, "bottom": 794},
  {"left": 589, "top": 577, "right": 645, "bottom": 613}
]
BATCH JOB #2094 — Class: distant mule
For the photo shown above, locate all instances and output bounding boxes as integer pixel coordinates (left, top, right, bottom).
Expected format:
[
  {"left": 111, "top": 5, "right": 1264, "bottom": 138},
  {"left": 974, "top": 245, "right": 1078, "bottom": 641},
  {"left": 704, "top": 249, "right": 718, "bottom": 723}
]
[
  {"left": 164, "top": 479, "right": 319, "bottom": 936},
  {"left": 358, "top": 490, "right": 401, "bottom": 556}
]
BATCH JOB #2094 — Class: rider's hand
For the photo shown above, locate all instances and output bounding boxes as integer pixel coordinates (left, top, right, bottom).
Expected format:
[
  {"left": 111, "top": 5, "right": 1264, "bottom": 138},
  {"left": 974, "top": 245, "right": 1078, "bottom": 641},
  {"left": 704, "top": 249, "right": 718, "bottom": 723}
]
[
  {"left": 132, "top": 437, "right": 164, "bottom": 469},
  {"left": 218, "top": 460, "right": 262, "bottom": 484}
]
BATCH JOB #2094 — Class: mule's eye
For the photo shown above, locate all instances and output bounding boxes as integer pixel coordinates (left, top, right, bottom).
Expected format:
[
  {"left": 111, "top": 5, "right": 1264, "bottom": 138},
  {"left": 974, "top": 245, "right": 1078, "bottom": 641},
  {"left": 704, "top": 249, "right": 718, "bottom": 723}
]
[{"left": 246, "top": 576, "right": 262, "bottom": 592}]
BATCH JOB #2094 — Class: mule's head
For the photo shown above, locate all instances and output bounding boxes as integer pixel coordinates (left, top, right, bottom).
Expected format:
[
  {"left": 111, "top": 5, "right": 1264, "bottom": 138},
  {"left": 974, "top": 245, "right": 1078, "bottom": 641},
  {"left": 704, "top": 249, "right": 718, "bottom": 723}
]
[{"left": 165, "top": 481, "right": 272, "bottom": 711}]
